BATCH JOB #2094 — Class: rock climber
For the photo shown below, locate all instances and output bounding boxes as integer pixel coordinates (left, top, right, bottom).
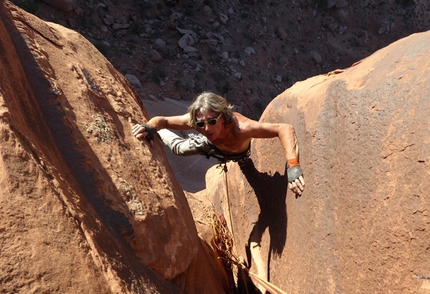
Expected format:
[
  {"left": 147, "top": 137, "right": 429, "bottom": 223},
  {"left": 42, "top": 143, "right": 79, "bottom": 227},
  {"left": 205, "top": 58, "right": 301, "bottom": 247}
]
[{"left": 131, "top": 91, "right": 305, "bottom": 195}]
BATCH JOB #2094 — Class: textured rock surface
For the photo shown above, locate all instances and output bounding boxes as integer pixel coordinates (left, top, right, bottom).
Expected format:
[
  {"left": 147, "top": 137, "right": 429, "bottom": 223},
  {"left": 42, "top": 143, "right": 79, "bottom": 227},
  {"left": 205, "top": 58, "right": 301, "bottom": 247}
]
[
  {"left": 205, "top": 31, "right": 430, "bottom": 293},
  {"left": 2, "top": 0, "right": 430, "bottom": 293},
  {"left": 0, "top": 2, "right": 227, "bottom": 293}
]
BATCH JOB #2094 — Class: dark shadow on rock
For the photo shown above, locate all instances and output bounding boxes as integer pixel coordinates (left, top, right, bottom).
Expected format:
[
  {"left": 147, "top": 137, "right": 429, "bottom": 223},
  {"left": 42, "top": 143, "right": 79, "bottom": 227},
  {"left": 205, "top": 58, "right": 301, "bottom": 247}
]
[
  {"left": 236, "top": 266, "right": 261, "bottom": 294},
  {"left": 241, "top": 158, "right": 287, "bottom": 283}
]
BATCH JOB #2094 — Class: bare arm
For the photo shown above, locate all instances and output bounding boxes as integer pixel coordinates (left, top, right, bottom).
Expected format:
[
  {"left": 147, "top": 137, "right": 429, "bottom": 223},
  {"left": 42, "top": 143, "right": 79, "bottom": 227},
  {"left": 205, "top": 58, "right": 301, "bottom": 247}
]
[
  {"left": 238, "top": 114, "right": 305, "bottom": 194},
  {"left": 238, "top": 115, "right": 298, "bottom": 160},
  {"left": 251, "top": 122, "right": 298, "bottom": 161},
  {"left": 146, "top": 113, "right": 191, "bottom": 130},
  {"left": 131, "top": 113, "right": 191, "bottom": 141}
]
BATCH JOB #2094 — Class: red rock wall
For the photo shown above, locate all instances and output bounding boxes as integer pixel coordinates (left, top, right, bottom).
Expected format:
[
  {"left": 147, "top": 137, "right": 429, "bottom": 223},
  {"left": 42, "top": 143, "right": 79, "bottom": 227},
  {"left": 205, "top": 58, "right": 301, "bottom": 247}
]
[
  {"left": 206, "top": 31, "right": 430, "bottom": 293},
  {"left": 0, "top": 2, "right": 227, "bottom": 293}
]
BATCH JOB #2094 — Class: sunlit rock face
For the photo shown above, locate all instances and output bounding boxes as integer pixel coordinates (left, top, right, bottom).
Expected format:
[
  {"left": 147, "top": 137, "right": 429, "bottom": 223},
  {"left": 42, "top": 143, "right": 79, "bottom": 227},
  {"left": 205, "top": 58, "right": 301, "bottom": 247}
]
[
  {"left": 0, "top": 2, "right": 228, "bottom": 293},
  {"left": 205, "top": 30, "right": 430, "bottom": 293}
]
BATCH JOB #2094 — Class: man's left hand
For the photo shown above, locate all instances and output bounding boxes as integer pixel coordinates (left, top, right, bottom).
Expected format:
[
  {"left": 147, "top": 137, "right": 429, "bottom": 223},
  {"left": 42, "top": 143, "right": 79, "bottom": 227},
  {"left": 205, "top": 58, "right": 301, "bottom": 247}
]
[
  {"left": 288, "top": 175, "right": 305, "bottom": 195},
  {"left": 287, "top": 165, "right": 305, "bottom": 195}
]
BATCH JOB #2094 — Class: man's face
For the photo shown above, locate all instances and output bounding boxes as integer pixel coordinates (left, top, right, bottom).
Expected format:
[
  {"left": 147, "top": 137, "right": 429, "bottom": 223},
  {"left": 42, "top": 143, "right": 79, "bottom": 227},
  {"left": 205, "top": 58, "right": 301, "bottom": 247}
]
[{"left": 196, "top": 109, "right": 224, "bottom": 141}]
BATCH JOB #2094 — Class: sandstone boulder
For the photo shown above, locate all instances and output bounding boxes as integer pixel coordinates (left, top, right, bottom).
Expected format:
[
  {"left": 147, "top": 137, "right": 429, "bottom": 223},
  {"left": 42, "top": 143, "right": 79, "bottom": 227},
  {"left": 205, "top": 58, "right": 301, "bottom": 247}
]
[
  {"left": 205, "top": 31, "right": 430, "bottom": 293},
  {"left": 0, "top": 2, "right": 227, "bottom": 293}
]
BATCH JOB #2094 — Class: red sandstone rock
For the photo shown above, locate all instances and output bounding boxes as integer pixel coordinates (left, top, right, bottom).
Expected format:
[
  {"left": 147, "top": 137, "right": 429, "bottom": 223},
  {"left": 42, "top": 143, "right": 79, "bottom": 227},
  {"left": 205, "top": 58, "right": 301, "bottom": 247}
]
[
  {"left": 0, "top": 2, "right": 227, "bottom": 293},
  {"left": 205, "top": 31, "right": 430, "bottom": 293},
  {"left": 2, "top": 0, "right": 430, "bottom": 293}
]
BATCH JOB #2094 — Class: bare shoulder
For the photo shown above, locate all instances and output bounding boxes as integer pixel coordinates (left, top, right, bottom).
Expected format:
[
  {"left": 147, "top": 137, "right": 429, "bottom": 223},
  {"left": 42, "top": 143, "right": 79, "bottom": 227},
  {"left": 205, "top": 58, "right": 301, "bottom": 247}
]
[
  {"left": 232, "top": 112, "right": 259, "bottom": 135},
  {"left": 233, "top": 112, "right": 257, "bottom": 124},
  {"left": 232, "top": 112, "right": 284, "bottom": 139}
]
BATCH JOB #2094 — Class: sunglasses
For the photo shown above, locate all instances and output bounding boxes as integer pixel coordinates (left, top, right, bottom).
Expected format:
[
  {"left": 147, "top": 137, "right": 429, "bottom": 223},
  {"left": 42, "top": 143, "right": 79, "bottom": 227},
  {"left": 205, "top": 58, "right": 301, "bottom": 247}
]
[{"left": 196, "top": 114, "right": 222, "bottom": 128}]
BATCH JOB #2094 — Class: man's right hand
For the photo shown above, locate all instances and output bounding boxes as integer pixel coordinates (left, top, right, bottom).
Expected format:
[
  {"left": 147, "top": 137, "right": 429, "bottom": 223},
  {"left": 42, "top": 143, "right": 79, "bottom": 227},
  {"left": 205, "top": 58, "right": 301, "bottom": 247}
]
[{"left": 132, "top": 123, "right": 157, "bottom": 145}]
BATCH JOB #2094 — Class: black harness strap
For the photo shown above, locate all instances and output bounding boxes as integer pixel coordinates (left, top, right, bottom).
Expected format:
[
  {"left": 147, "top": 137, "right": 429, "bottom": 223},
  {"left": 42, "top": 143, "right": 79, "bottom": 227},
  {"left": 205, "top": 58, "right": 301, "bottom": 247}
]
[{"left": 200, "top": 143, "right": 251, "bottom": 168}]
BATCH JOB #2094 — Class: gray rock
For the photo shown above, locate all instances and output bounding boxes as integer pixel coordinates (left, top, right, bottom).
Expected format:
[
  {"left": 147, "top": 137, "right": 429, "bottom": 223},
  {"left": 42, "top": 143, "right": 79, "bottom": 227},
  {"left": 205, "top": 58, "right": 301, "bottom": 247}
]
[
  {"left": 277, "top": 27, "right": 288, "bottom": 40},
  {"left": 327, "top": 0, "right": 337, "bottom": 9},
  {"left": 169, "top": 12, "right": 183, "bottom": 21},
  {"left": 206, "top": 32, "right": 224, "bottom": 43},
  {"left": 221, "top": 52, "right": 229, "bottom": 60},
  {"left": 177, "top": 28, "right": 197, "bottom": 38},
  {"left": 154, "top": 38, "right": 166, "bottom": 48},
  {"left": 125, "top": 74, "right": 141, "bottom": 87},
  {"left": 336, "top": 0, "right": 348, "bottom": 8},
  {"left": 328, "top": 23, "right": 338, "bottom": 31},
  {"left": 244, "top": 47, "right": 256, "bottom": 56},
  {"left": 178, "top": 34, "right": 195, "bottom": 49},
  {"left": 104, "top": 15, "right": 115, "bottom": 26},
  {"left": 219, "top": 13, "right": 228, "bottom": 24},
  {"left": 203, "top": 5, "right": 213, "bottom": 15},
  {"left": 310, "top": 51, "right": 322, "bottom": 63},
  {"left": 228, "top": 58, "right": 239, "bottom": 64},
  {"left": 183, "top": 46, "right": 198, "bottom": 53}
]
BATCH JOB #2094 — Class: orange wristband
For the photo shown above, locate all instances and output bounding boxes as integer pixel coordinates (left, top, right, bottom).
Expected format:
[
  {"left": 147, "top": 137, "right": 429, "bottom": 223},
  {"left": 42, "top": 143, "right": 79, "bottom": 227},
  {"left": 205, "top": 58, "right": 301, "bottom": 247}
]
[{"left": 287, "top": 158, "right": 300, "bottom": 168}]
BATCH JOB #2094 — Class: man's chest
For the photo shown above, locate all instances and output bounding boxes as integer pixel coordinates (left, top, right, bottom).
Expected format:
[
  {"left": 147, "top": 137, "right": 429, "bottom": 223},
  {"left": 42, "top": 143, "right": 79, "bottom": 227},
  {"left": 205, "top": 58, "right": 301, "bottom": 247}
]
[{"left": 211, "top": 136, "right": 251, "bottom": 154}]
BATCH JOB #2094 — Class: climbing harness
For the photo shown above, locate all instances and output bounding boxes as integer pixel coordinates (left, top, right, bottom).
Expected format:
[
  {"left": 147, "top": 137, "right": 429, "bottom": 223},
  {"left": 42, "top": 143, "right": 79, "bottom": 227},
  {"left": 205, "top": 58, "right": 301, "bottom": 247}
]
[{"left": 201, "top": 143, "right": 251, "bottom": 173}]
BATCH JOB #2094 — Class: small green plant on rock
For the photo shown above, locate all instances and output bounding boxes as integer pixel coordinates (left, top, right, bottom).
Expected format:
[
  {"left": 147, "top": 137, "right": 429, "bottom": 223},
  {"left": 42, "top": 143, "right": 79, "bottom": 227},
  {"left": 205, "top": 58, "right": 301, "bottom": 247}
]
[{"left": 85, "top": 114, "right": 115, "bottom": 143}]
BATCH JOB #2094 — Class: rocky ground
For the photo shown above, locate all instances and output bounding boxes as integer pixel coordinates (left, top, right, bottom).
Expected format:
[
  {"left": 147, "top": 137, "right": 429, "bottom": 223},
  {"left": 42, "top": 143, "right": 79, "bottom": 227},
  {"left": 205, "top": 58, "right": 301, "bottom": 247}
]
[{"left": 10, "top": 0, "right": 430, "bottom": 119}]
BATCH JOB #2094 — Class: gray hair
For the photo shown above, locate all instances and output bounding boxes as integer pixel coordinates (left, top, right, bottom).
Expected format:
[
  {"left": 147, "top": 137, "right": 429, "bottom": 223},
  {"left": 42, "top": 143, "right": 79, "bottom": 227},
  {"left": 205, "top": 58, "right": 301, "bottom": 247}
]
[{"left": 187, "top": 92, "right": 234, "bottom": 128}]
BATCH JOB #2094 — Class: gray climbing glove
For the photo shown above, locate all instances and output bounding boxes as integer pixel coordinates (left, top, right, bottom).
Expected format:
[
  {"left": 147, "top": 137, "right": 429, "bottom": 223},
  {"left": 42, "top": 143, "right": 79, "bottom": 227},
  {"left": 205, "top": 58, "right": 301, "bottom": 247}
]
[
  {"left": 287, "top": 165, "right": 303, "bottom": 183},
  {"left": 140, "top": 123, "right": 160, "bottom": 144}
]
